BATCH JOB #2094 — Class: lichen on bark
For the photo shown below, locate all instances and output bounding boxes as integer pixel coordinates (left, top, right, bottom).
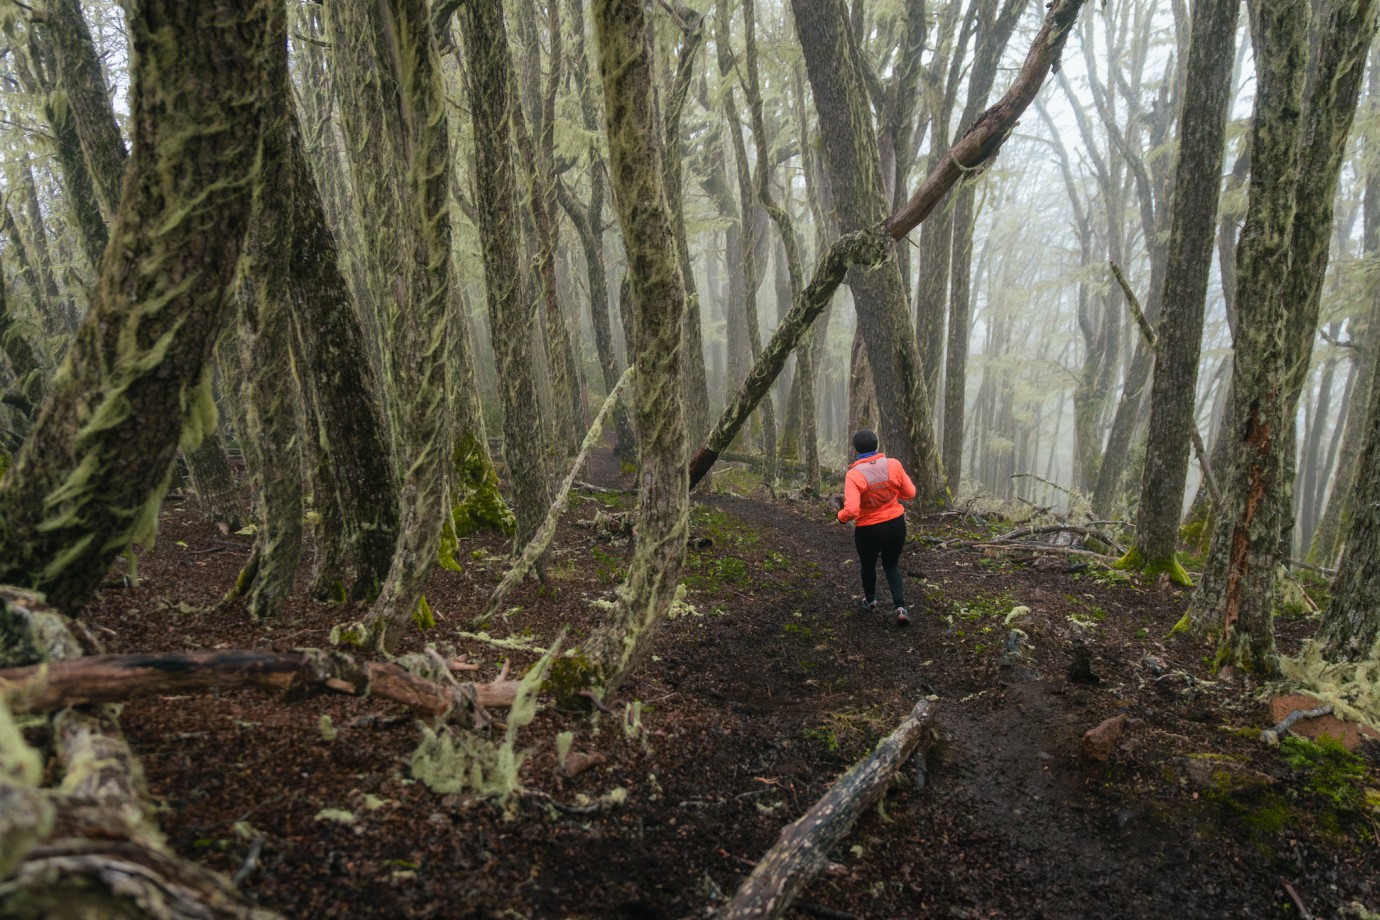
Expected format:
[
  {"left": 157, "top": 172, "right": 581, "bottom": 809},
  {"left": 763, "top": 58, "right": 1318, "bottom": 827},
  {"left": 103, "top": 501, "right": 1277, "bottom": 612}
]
[
  {"left": 0, "top": 0, "right": 275, "bottom": 612},
  {"left": 578, "top": 0, "right": 690, "bottom": 696}
]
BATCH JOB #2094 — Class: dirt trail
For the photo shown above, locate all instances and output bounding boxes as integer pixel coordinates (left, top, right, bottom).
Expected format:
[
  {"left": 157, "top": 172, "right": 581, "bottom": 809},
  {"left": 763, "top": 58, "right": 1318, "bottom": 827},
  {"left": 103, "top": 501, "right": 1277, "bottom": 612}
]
[{"left": 76, "top": 462, "right": 1377, "bottom": 919}]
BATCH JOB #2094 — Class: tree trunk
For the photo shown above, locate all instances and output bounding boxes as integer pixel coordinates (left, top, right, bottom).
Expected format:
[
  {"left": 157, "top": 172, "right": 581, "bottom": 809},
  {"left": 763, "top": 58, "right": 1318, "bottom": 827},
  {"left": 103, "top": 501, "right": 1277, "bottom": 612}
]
[
  {"left": 0, "top": 649, "right": 517, "bottom": 721},
  {"left": 689, "top": 0, "right": 1087, "bottom": 491},
  {"left": 43, "top": 0, "right": 126, "bottom": 224},
  {"left": 793, "top": 0, "right": 944, "bottom": 502},
  {"left": 182, "top": 435, "right": 243, "bottom": 532},
  {"left": 1318, "top": 345, "right": 1380, "bottom": 661},
  {"left": 1186, "top": 0, "right": 1310, "bottom": 672},
  {"left": 1128, "top": 0, "right": 1240, "bottom": 581},
  {"left": 456, "top": 1, "right": 554, "bottom": 551},
  {"left": 716, "top": 2, "right": 778, "bottom": 489},
  {"left": 0, "top": 0, "right": 273, "bottom": 612},
  {"left": 663, "top": 11, "right": 712, "bottom": 451},
  {"left": 226, "top": 8, "right": 306, "bottom": 620},
  {"left": 580, "top": 0, "right": 690, "bottom": 695}
]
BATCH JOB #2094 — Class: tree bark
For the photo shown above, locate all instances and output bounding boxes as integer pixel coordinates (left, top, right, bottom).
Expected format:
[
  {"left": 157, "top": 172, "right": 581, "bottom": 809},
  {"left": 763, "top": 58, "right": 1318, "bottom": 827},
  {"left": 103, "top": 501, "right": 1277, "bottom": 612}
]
[
  {"left": 580, "top": 0, "right": 690, "bottom": 695},
  {"left": 1129, "top": 0, "right": 1240, "bottom": 580},
  {"left": 1318, "top": 343, "right": 1380, "bottom": 661},
  {"left": 43, "top": 0, "right": 126, "bottom": 224},
  {"left": 456, "top": 0, "right": 554, "bottom": 551},
  {"left": 1186, "top": 0, "right": 1310, "bottom": 672},
  {"left": 716, "top": 1, "right": 779, "bottom": 488},
  {"left": 793, "top": 0, "right": 944, "bottom": 502},
  {"left": 226, "top": 6, "right": 306, "bottom": 620},
  {"left": 0, "top": 0, "right": 274, "bottom": 612},
  {"left": 0, "top": 649, "right": 517, "bottom": 721}
]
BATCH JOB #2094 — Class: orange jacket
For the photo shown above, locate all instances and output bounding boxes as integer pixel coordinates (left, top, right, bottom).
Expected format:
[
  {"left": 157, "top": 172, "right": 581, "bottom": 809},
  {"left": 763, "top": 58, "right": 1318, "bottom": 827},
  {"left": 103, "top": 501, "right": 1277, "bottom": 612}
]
[{"left": 838, "top": 453, "right": 916, "bottom": 526}]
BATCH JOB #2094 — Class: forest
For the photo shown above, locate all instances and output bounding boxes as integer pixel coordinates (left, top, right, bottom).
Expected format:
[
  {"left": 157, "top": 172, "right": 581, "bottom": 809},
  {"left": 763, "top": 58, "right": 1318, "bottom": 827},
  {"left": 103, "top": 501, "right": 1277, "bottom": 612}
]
[{"left": 0, "top": 0, "right": 1378, "bottom": 916}]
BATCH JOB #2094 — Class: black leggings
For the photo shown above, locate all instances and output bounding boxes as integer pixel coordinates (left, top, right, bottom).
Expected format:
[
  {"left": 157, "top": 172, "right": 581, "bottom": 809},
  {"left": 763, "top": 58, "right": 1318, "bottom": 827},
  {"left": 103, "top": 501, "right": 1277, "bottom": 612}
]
[{"left": 854, "top": 515, "right": 906, "bottom": 606}]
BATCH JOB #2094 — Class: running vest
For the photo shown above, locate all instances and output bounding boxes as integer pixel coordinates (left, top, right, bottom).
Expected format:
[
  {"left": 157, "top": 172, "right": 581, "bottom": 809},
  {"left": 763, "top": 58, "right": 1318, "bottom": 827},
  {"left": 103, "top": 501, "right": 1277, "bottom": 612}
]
[{"left": 855, "top": 457, "right": 897, "bottom": 509}]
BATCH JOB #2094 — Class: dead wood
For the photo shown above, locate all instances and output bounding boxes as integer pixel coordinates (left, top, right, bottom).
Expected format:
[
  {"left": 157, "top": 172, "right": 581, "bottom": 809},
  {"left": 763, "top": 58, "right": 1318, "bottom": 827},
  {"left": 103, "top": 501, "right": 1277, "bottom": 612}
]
[
  {"left": 476, "top": 365, "right": 635, "bottom": 627},
  {"left": 1261, "top": 704, "right": 1334, "bottom": 743},
  {"left": 973, "top": 542, "right": 1116, "bottom": 560},
  {"left": 0, "top": 589, "right": 282, "bottom": 919},
  {"left": 716, "top": 699, "right": 936, "bottom": 920},
  {"left": 0, "top": 649, "right": 520, "bottom": 721}
]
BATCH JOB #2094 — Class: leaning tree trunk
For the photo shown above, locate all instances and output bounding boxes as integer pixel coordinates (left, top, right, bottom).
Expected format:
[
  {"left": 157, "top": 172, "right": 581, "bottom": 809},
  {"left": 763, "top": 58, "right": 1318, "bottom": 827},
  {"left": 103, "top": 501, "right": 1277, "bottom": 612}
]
[
  {"left": 792, "top": 0, "right": 944, "bottom": 503},
  {"left": 579, "top": 0, "right": 690, "bottom": 696},
  {"left": 688, "top": 0, "right": 1088, "bottom": 491},
  {"left": 1128, "top": 0, "right": 1241, "bottom": 583},
  {"left": 1185, "top": 0, "right": 1309, "bottom": 672},
  {"left": 456, "top": 0, "right": 553, "bottom": 551},
  {"left": 0, "top": 0, "right": 273, "bottom": 612}
]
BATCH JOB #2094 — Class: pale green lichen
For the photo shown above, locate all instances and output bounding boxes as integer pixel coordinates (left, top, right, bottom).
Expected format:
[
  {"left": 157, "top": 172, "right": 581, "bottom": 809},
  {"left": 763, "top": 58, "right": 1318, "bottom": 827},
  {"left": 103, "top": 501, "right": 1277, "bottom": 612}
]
[
  {"left": 1277, "top": 639, "right": 1380, "bottom": 734},
  {"left": 0, "top": 698, "right": 42, "bottom": 786},
  {"left": 555, "top": 731, "right": 574, "bottom": 770},
  {"left": 313, "top": 808, "right": 356, "bottom": 825},
  {"left": 178, "top": 364, "right": 219, "bottom": 452},
  {"left": 319, "top": 714, "right": 337, "bottom": 741},
  {"left": 410, "top": 638, "right": 561, "bottom": 809},
  {"left": 329, "top": 621, "right": 370, "bottom": 647}
]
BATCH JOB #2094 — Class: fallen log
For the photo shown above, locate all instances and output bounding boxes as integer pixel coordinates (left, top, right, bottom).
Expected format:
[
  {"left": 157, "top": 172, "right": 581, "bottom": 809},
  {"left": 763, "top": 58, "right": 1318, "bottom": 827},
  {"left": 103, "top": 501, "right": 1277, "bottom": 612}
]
[
  {"left": 717, "top": 699, "right": 936, "bottom": 920},
  {"left": 0, "top": 649, "right": 520, "bottom": 721},
  {"left": 0, "top": 587, "right": 283, "bottom": 918}
]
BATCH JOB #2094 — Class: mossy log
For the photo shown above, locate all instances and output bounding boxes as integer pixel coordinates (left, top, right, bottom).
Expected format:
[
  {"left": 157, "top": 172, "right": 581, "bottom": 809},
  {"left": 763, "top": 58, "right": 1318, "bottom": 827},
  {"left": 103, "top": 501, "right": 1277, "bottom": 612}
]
[
  {"left": 0, "top": 649, "right": 519, "bottom": 721},
  {"left": 0, "top": 590, "right": 279, "bottom": 918},
  {"left": 716, "top": 698, "right": 936, "bottom": 920}
]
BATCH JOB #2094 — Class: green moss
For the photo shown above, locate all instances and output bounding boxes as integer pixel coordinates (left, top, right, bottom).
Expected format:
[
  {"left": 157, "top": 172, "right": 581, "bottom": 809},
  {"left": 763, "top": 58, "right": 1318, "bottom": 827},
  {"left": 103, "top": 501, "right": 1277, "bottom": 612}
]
[
  {"left": 544, "top": 653, "right": 596, "bottom": 709},
  {"left": 1279, "top": 736, "right": 1367, "bottom": 811},
  {"left": 1202, "top": 769, "right": 1293, "bottom": 842},
  {"left": 1114, "top": 547, "right": 1193, "bottom": 587},
  {"left": 437, "top": 518, "right": 463, "bottom": 573},
  {"left": 1168, "top": 610, "right": 1193, "bottom": 636},
  {"left": 1178, "top": 511, "right": 1212, "bottom": 555},
  {"left": 330, "top": 621, "right": 369, "bottom": 647},
  {"left": 325, "top": 579, "right": 347, "bottom": 604},
  {"left": 1112, "top": 546, "right": 1144, "bottom": 572},
  {"left": 450, "top": 434, "right": 515, "bottom": 537},
  {"left": 413, "top": 595, "right": 436, "bottom": 629},
  {"left": 0, "top": 450, "right": 10, "bottom": 479}
]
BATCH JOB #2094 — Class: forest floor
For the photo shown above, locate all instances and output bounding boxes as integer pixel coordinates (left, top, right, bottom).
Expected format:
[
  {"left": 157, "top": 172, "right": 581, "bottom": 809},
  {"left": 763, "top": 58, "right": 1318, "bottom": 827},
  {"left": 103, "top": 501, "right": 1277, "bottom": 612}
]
[{"left": 78, "top": 448, "right": 1380, "bottom": 920}]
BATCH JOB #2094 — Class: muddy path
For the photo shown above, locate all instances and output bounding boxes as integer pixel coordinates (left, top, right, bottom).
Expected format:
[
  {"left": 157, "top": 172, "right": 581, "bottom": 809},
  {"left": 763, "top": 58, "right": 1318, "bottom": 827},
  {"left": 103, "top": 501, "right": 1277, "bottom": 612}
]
[{"left": 78, "top": 469, "right": 1379, "bottom": 919}]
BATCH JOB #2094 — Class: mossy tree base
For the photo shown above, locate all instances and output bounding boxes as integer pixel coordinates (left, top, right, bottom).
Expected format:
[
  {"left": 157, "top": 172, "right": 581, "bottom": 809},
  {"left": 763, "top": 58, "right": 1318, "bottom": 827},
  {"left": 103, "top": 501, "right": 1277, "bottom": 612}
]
[{"left": 1113, "top": 547, "right": 1193, "bottom": 587}]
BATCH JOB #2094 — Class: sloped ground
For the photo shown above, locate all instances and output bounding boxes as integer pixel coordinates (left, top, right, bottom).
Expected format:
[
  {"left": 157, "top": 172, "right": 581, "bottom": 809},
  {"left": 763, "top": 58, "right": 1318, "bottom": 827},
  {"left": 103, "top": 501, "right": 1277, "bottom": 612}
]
[{"left": 77, "top": 458, "right": 1379, "bottom": 919}]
